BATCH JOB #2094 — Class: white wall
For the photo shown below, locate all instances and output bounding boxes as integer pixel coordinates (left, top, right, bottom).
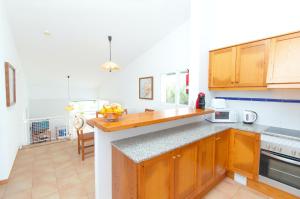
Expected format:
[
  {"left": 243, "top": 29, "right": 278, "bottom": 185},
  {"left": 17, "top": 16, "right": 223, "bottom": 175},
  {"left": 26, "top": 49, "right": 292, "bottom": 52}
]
[
  {"left": 200, "top": 0, "right": 300, "bottom": 130},
  {"left": 0, "top": 0, "right": 28, "bottom": 180},
  {"left": 28, "top": 85, "right": 99, "bottom": 118},
  {"left": 99, "top": 21, "right": 191, "bottom": 113}
]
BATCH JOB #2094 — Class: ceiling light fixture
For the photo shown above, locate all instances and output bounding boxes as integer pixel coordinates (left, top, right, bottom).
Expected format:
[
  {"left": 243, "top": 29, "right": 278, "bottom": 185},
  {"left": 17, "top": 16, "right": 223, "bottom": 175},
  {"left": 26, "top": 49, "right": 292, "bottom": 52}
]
[
  {"left": 64, "top": 75, "right": 74, "bottom": 112},
  {"left": 43, "top": 30, "right": 51, "bottom": 36},
  {"left": 101, "top": 36, "right": 120, "bottom": 72}
]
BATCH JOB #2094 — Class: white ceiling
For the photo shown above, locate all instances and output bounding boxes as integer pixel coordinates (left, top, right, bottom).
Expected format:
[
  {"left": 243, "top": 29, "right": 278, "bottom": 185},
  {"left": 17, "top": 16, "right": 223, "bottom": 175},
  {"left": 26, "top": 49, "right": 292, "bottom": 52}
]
[{"left": 4, "top": 0, "right": 190, "bottom": 90}]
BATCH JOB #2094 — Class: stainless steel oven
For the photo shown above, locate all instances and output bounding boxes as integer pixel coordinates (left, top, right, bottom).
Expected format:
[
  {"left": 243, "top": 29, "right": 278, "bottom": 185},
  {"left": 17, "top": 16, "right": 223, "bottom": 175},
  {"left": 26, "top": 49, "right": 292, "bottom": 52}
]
[
  {"left": 259, "top": 149, "right": 300, "bottom": 196},
  {"left": 260, "top": 128, "right": 300, "bottom": 197}
]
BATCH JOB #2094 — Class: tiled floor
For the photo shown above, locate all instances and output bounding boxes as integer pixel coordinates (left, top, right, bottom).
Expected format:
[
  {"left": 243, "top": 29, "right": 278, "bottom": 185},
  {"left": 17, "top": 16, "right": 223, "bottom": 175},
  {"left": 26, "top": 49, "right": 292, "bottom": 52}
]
[
  {"left": 0, "top": 140, "right": 94, "bottom": 199},
  {"left": 0, "top": 140, "right": 271, "bottom": 199},
  {"left": 204, "top": 177, "right": 272, "bottom": 199}
]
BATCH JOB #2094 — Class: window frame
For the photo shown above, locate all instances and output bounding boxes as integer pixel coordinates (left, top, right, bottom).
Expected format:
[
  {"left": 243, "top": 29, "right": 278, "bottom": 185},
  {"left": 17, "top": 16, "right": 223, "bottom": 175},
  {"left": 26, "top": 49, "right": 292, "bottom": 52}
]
[{"left": 160, "top": 70, "right": 189, "bottom": 106}]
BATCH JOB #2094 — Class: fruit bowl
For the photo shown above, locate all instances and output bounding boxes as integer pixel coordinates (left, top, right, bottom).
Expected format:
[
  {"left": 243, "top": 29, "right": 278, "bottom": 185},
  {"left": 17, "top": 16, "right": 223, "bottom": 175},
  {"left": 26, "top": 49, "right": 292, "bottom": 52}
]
[
  {"left": 102, "top": 112, "right": 124, "bottom": 122},
  {"left": 99, "top": 103, "right": 125, "bottom": 122}
]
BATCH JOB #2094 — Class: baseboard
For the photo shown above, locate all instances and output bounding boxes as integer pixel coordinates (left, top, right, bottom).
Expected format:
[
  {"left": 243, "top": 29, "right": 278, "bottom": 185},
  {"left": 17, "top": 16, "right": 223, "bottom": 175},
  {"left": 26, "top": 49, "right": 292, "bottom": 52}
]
[
  {"left": 0, "top": 179, "right": 8, "bottom": 185},
  {"left": 247, "top": 179, "right": 299, "bottom": 199},
  {"left": 226, "top": 171, "right": 298, "bottom": 199}
]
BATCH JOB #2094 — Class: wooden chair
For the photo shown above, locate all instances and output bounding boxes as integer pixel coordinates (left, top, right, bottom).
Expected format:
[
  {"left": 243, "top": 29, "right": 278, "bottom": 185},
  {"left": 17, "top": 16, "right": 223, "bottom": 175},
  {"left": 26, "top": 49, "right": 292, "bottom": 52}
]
[
  {"left": 77, "top": 129, "right": 94, "bottom": 160},
  {"left": 145, "top": 109, "right": 155, "bottom": 112}
]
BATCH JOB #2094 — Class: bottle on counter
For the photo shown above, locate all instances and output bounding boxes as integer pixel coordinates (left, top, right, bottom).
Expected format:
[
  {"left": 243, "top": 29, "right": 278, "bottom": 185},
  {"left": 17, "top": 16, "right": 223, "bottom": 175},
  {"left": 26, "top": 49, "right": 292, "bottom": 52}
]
[{"left": 195, "top": 92, "right": 205, "bottom": 109}]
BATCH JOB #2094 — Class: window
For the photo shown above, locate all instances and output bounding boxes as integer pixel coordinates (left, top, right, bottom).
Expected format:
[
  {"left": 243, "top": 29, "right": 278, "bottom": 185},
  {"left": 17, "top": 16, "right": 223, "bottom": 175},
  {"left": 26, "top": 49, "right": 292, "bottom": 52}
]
[{"left": 161, "top": 70, "right": 189, "bottom": 105}]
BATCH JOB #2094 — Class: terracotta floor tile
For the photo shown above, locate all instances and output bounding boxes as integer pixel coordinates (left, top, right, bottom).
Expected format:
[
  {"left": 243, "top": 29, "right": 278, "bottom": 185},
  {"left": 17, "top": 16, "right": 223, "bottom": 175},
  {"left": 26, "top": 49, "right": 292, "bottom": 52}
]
[
  {"left": 32, "top": 182, "right": 58, "bottom": 199},
  {"left": 42, "top": 191, "right": 60, "bottom": 199},
  {"left": 203, "top": 189, "right": 232, "bottom": 199},
  {"left": 215, "top": 177, "right": 242, "bottom": 197},
  {"left": 0, "top": 184, "right": 6, "bottom": 198},
  {"left": 5, "top": 178, "right": 32, "bottom": 195},
  {"left": 59, "top": 184, "right": 88, "bottom": 199},
  {"left": 3, "top": 188, "right": 32, "bottom": 199},
  {"left": 32, "top": 173, "right": 57, "bottom": 187},
  {"left": 88, "top": 191, "right": 95, "bottom": 199},
  {"left": 55, "top": 167, "right": 77, "bottom": 179},
  {"left": 233, "top": 187, "right": 271, "bottom": 199},
  {"left": 56, "top": 174, "right": 81, "bottom": 190},
  {"left": 9, "top": 171, "right": 33, "bottom": 183}
]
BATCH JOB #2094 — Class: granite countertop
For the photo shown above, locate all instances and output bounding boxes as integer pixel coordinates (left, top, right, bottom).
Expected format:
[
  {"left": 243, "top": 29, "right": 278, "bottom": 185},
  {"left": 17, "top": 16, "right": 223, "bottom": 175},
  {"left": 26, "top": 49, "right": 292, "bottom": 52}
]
[{"left": 111, "top": 120, "right": 269, "bottom": 163}]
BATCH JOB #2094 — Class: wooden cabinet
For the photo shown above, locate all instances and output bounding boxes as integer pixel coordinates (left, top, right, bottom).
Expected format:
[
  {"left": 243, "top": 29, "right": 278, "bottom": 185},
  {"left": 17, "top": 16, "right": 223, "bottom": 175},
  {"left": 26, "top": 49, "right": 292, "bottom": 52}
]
[
  {"left": 229, "top": 129, "right": 260, "bottom": 180},
  {"left": 209, "top": 47, "right": 236, "bottom": 88},
  {"left": 138, "top": 152, "right": 174, "bottom": 199},
  {"left": 215, "top": 131, "right": 229, "bottom": 180},
  {"left": 209, "top": 31, "right": 300, "bottom": 90},
  {"left": 197, "top": 136, "right": 215, "bottom": 191},
  {"left": 138, "top": 143, "right": 198, "bottom": 199},
  {"left": 236, "top": 40, "right": 270, "bottom": 87},
  {"left": 267, "top": 32, "right": 300, "bottom": 87},
  {"left": 209, "top": 41, "right": 269, "bottom": 90},
  {"left": 174, "top": 144, "right": 198, "bottom": 199},
  {"left": 112, "top": 129, "right": 261, "bottom": 199}
]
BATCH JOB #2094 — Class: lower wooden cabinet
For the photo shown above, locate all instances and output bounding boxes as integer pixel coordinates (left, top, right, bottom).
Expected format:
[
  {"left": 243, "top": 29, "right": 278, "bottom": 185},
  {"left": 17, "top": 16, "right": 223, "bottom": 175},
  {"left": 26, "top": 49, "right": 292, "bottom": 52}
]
[
  {"left": 229, "top": 129, "right": 260, "bottom": 180},
  {"left": 112, "top": 129, "right": 260, "bottom": 199},
  {"left": 215, "top": 131, "right": 229, "bottom": 180},
  {"left": 139, "top": 152, "right": 174, "bottom": 199},
  {"left": 174, "top": 144, "right": 198, "bottom": 199},
  {"left": 197, "top": 136, "right": 215, "bottom": 191}
]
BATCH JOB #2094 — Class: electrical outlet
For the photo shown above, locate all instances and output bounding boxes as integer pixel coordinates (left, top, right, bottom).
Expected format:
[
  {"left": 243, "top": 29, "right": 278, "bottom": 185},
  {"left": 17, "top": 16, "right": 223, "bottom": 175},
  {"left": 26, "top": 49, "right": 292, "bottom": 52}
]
[{"left": 234, "top": 173, "right": 247, "bottom": 186}]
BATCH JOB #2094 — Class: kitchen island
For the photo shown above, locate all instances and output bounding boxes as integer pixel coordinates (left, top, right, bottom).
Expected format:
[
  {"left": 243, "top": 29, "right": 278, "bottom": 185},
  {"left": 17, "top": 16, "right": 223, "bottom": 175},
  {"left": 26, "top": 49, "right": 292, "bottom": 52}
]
[{"left": 87, "top": 108, "right": 214, "bottom": 199}]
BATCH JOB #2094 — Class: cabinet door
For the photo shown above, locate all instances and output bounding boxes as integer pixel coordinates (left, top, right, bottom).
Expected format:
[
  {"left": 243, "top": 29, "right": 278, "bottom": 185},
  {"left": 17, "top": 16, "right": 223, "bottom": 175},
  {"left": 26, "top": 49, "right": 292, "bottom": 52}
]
[
  {"left": 139, "top": 153, "right": 174, "bottom": 199},
  {"left": 209, "top": 47, "right": 236, "bottom": 88},
  {"left": 229, "top": 129, "right": 260, "bottom": 180},
  {"left": 174, "top": 144, "right": 198, "bottom": 199},
  {"left": 197, "top": 136, "right": 215, "bottom": 191},
  {"left": 236, "top": 40, "right": 270, "bottom": 87},
  {"left": 267, "top": 32, "right": 300, "bottom": 84},
  {"left": 215, "top": 131, "right": 229, "bottom": 180}
]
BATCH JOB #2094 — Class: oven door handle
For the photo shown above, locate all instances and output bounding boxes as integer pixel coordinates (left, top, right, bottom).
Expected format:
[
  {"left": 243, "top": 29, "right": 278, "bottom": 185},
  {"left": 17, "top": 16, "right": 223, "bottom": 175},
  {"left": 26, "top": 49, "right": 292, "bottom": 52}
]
[{"left": 261, "top": 151, "right": 300, "bottom": 166}]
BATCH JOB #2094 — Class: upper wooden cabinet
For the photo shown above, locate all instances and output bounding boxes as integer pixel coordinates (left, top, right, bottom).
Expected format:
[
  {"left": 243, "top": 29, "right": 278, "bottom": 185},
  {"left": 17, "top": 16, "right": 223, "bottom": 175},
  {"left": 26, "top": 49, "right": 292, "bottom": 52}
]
[
  {"left": 209, "top": 40, "right": 270, "bottom": 90},
  {"left": 209, "top": 47, "right": 236, "bottom": 88},
  {"left": 236, "top": 40, "right": 270, "bottom": 87},
  {"left": 209, "top": 30, "right": 300, "bottom": 90},
  {"left": 267, "top": 32, "right": 300, "bottom": 88},
  {"left": 229, "top": 129, "right": 260, "bottom": 180}
]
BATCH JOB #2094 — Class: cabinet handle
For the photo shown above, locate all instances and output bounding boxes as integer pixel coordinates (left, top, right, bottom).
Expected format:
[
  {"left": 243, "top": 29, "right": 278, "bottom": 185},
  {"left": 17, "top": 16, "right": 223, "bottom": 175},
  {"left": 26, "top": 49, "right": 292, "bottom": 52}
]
[
  {"left": 177, "top": 154, "right": 181, "bottom": 158},
  {"left": 172, "top": 156, "right": 176, "bottom": 159}
]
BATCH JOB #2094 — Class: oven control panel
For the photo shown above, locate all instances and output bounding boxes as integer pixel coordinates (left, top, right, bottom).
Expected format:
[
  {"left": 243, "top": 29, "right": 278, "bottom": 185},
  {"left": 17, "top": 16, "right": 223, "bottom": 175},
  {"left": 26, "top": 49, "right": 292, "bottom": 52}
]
[{"left": 261, "top": 134, "right": 300, "bottom": 158}]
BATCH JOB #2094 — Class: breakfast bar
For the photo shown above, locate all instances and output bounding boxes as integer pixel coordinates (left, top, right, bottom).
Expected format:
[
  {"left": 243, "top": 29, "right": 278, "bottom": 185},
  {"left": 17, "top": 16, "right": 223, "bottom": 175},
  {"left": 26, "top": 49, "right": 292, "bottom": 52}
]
[{"left": 87, "top": 108, "right": 214, "bottom": 199}]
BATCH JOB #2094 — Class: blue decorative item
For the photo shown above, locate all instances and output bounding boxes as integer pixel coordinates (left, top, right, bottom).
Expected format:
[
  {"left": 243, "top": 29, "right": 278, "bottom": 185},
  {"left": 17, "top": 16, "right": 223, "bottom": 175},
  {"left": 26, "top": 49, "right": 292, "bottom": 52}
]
[{"left": 215, "top": 97, "right": 300, "bottom": 104}]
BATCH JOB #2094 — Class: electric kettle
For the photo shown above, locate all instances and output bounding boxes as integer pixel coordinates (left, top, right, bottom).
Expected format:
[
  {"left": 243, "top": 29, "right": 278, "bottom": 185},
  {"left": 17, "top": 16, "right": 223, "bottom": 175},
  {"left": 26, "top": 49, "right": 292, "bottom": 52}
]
[{"left": 243, "top": 110, "right": 258, "bottom": 124}]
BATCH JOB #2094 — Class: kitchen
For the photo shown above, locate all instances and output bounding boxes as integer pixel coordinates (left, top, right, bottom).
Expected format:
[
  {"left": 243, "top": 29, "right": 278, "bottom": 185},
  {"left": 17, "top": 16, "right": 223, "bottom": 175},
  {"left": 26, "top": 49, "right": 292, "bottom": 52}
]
[
  {"left": 87, "top": 28, "right": 300, "bottom": 199},
  {"left": 1, "top": 0, "right": 300, "bottom": 199}
]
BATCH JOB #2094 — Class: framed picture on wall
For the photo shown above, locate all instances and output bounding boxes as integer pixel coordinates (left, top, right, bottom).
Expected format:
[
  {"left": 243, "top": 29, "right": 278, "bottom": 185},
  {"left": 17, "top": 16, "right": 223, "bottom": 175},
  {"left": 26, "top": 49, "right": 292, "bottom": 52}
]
[
  {"left": 139, "top": 76, "right": 153, "bottom": 100},
  {"left": 5, "top": 62, "right": 16, "bottom": 107}
]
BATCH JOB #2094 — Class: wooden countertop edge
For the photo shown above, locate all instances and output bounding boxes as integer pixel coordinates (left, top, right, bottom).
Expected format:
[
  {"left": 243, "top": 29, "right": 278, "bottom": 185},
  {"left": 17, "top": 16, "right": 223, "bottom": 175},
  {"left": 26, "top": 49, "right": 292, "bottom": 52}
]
[{"left": 87, "top": 109, "right": 214, "bottom": 133}]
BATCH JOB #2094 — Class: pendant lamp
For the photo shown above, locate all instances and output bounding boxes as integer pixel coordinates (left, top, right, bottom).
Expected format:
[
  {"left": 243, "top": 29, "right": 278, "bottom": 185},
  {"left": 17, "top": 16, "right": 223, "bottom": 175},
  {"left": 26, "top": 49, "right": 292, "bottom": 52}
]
[
  {"left": 64, "top": 75, "right": 74, "bottom": 111},
  {"left": 101, "top": 36, "right": 120, "bottom": 72}
]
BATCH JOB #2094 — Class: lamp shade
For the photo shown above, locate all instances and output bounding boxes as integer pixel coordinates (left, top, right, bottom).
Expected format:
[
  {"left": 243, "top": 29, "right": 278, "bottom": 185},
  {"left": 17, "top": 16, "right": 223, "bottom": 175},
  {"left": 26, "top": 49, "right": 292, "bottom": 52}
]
[{"left": 101, "top": 61, "right": 120, "bottom": 72}]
